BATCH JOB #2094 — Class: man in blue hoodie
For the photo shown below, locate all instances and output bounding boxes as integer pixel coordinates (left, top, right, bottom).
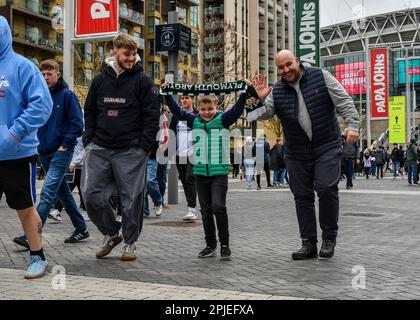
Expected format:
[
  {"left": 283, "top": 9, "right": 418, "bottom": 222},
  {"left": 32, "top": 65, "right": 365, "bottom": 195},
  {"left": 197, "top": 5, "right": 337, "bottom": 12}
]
[
  {"left": 0, "top": 16, "right": 52, "bottom": 279},
  {"left": 14, "top": 59, "right": 88, "bottom": 247}
]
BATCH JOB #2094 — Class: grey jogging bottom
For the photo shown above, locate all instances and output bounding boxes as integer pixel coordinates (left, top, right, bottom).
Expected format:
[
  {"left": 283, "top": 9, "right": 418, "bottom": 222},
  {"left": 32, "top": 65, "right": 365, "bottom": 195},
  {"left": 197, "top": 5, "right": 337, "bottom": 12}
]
[{"left": 81, "top": 143, "right": 147, "bottom": 244}]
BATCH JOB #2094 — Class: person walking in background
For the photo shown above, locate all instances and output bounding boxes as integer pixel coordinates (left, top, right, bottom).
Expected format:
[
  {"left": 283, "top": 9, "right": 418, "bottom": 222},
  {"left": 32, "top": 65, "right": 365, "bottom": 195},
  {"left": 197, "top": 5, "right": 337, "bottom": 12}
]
[
  {"left": 253, "top": 135, "right": 272, "bottom": 190},
  {"left": 243, "top": 136, "right": 255, "bottom": 190},
  {"left": 14, "top": 59, "right": 88, "bottom": 248},
  {"left": 391, "top": 144, "right": 400, "bottom": 179},
  {"left": 144, "top": 141, "right": 164, "bottom": 217},
  {"left": 270, "top": 137, "right": 287, "bottom": 187},
  {"left": 363, "top": 149, "right": 373, "bottom": 179},
  {"left": 341, "top": 132, "right": 359, "bottom": 189},
  {"left": 49, "top": 136, "right": 89, "bottom": 222},
  {"left": 157, "top": 106, "right": 170, "bottom": 208},
  {"left": 375, "top": 145, "right": 386, "bottom": 179},
  {"left": 399, "top": 145, "right": 406, "bottom": 177},
  {"left": 406, "top": 138, "right": 418, "bottom": 185},
  {"left": 0, "top": 16, "right": 53, "bottom": 279},
  {"left": 169, "top": 95, "right": 199, "bottom": 221}
]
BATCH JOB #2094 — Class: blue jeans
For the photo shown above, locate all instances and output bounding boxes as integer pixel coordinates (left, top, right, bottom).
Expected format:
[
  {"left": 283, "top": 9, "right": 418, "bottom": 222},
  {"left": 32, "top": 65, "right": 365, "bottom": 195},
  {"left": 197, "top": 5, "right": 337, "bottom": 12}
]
[
  {"left": 37, "top": 150, "right": 86, "bottom": 232},
  {"left": 272, "top": 168, "right": 286, "bottom": 185},
  {"left": 393, "top": 161, "right": 400, "bottom": 177},
  {"left": 407, "top": 160, "right": 417, "bottom": 183},
  {"left": 144, "top": 159, "right": 163, "bottom": 215},
  {"left": 370, "top": 162, "right": 377, "bottom": 175},
  {"left": 244, "top": 162, "right": 254, "bottom": 188},
  {"left": 156, "top": 163, "right": 167, "bottom": 199}
]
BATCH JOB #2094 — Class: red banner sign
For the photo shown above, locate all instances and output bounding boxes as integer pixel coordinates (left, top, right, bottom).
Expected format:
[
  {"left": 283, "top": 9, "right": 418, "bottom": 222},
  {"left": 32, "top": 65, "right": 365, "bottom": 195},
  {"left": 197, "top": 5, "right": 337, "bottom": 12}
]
[
  {"left": 75, "top": 0, "right": 119, "bottom": 38},
  {"left": 335, "top": 62, "right": 366, "bottom": 95},
  {"left": 370, "top": 48, "right": 389, "bottom": 119}
]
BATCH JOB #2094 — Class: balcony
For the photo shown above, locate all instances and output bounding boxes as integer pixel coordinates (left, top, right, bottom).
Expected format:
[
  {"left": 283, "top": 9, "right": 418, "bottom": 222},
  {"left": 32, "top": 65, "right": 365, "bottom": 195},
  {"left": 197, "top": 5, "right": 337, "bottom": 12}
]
[
  {"left": 268, "top": 0, "right": 274, "bottom": 8},
  {"left": 276, "top": 4, "right": 282, "bottom": 13},
  {"left": 204, "top": 35, "right": 223, "bottom": 44},
  {"left": 267, "top": 12, "right": 274, "bottom": 21},
  {"left": 13, "top": 27, "right": 63, "bottom": 54},
  {"left": 120, "top": 4, "right": 145, "bottom": 26},
  {"left": 204, "top": 51, "right": 224, "bottom": 60},
  {"left": 259, "top": 63, "right": 266, "bottom": 71},
  {"left": 259, "top": 20, "right": 265, "bottom": 29},
  {"left": 268, "top": 27, "right": 274, "bottom": 34},
  {"left": 203, "top": 65, "right": 224, "bottom": 74},
  {"left": 268, "top": 39, "right": 274, "bottom": 47},
  {"left": 269, "top": 66, "right": 276, "bottom": 73},
  {"left": 135, "top": 37, "right": 145, "bottom": 50},
  {"left": 8, "top": 0, "right": 51, "bottom": 18},
  {"left": 258, "top": 6, "right": 265, "bottom": 16},
  {"left": 204, "top": 6, "right": 224, "bottom": 16},
  {"left": 204, "top": 21, "right": 224, "bottom": 31}
]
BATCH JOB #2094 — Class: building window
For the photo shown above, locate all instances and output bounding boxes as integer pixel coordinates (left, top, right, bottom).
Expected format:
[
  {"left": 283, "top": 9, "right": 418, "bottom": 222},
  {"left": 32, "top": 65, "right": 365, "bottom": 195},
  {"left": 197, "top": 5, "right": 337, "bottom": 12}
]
[
  {"left": 147, "top": 62, "right": 154, "bottom": 78},
  {"left": 177, "top": 6, "right": 187, "bottom": 24},
  {"left": 154, "top": 62, "right": 160, "bottom": 80},
  {"left": 148, "top": 0, "right": 160, "bottom": 12},
  {"left": 148, "top": 17, "right": 160, "bottom": 34},
  {"left": 148, "top": 39, "right": 155, "bottom": 56},
  {"left": 190, "top": 6, "right": 198, "bottom": 28}
]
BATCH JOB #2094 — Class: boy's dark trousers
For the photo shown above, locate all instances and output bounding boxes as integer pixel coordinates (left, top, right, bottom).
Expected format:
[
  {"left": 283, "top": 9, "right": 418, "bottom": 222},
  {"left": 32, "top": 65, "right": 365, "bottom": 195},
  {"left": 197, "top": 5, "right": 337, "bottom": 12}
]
[{"left": 196, "top": 175, "right": 229, "bottom": 248}]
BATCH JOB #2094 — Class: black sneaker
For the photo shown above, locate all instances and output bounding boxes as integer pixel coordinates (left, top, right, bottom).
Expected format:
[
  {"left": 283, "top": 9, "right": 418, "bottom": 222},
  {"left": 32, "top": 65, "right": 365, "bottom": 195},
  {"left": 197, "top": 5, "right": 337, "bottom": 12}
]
[
  {"left": 198, "top": 246, "right": 216, "bottom": 258},
  {"left": 220, "top": 245, "right": 231, "bottom": 260},
  {"left": 319, "top": 239, "right": 336, "bottom": 259},
  {"left": 64, "top": 229, "right": 90, "bottom": 243},
  {"left": 13, "top": 235, "right": 29, "bottom": 249},
  {"left": 292, "top": 240, "right": 318, "bottom": 260}
]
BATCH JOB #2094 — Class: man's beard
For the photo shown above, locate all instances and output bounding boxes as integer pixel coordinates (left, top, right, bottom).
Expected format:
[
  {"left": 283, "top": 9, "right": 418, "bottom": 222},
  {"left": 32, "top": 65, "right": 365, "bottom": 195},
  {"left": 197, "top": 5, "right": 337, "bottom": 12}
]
[{"left": 116, "top": 57, "right": 135, "bottom": 70}]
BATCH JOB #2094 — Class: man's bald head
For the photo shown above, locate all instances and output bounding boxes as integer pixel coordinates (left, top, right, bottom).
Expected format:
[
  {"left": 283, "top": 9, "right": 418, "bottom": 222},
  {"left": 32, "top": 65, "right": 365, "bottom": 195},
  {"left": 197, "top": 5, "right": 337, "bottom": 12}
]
[{"left": 275, "top": 50, "right": 302, "bottom": 83}]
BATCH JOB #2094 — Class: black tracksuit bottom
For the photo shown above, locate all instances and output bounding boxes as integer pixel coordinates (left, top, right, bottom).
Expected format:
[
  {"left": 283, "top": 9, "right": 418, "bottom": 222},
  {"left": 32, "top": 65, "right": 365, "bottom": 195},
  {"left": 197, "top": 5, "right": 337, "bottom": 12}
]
[
  {"left": 196, "top": 175, "right": 229, "bottom": 248},
  {"left": 286, "top": 147, "right": 341, "bottom": 242}
]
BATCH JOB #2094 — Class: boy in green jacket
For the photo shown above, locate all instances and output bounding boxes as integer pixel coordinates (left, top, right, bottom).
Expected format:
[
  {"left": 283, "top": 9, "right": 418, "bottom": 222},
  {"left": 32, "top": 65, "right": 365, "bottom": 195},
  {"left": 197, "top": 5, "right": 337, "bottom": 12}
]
[{"left": 164, "top": 89, "right": 250, "bottom": 260}]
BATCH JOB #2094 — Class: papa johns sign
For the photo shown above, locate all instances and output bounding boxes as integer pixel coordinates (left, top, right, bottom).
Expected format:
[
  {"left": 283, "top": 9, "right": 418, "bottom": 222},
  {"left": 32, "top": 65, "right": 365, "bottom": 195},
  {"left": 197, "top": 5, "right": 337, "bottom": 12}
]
[{"left": 75, "top": 0, "right": 119, "bottom": 38}]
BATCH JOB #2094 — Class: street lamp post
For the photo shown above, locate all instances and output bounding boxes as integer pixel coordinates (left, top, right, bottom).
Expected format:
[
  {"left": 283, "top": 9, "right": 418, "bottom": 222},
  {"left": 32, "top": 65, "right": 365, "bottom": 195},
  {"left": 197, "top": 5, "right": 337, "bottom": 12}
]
[{"left": 167, "top": 0, "right": 179, "bottom": 205}]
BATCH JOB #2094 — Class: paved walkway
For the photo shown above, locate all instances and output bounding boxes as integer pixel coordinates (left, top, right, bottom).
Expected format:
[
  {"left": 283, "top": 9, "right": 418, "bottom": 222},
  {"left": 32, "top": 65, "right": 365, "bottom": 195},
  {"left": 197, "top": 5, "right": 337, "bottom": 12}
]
[{"left": 1, "top": 175, "right": 420, "bottom": 300}]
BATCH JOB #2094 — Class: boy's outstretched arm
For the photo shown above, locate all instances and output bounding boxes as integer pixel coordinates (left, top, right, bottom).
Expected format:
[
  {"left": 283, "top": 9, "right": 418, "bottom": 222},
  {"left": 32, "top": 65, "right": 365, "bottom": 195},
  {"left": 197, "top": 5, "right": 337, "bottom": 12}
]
[
  {"left": 221, "top": 93, "right": 247, "bottom": 128},
  {"left": 164, "top": 95, "right": 196, "bottom": 128}
]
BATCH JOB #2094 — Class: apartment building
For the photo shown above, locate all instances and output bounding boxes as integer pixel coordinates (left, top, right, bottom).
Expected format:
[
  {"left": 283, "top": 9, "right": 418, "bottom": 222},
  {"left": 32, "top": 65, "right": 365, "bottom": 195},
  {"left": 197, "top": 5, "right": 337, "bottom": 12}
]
[
  {"left": 0, "top": 0, "right": 64, "bottom": 66},
  {"left": 145, "top": 0, "right": 200, "bottom": 86},
  {"left": 202, "top": 0, "right": 290, "bottom": 86}
]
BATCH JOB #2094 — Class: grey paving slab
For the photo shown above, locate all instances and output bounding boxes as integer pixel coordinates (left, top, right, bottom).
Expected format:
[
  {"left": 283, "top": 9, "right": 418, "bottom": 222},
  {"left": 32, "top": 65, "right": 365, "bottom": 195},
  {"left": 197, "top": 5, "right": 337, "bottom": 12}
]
[{"left": 1, "top": 175, "right": 420, "bottom": 299}]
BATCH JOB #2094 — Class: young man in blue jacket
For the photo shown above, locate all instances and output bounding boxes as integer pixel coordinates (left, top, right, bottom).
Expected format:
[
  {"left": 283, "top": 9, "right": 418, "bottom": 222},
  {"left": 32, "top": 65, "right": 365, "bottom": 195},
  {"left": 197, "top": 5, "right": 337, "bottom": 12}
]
[
  {"left": 0, "top": 17, "right": 53, "bottom": 279},
  {"left": 13, "top": 59, "right": 88, "bottom": 248}
]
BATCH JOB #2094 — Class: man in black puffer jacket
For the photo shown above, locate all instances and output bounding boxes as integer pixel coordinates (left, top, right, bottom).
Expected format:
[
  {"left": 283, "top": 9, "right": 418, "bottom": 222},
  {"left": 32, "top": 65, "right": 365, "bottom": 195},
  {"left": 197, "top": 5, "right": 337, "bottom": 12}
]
[
  {"left": 81, "top": 34, "right": 160, "bottom": 262},
  {"left": 247, "top": 50, "right": 359, "bottom": 260}
]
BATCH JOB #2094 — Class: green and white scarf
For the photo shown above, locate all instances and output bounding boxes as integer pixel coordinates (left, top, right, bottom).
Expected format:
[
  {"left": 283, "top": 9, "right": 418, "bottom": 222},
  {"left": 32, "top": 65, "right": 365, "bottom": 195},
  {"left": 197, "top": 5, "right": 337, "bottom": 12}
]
[
  {"left": 160, "top": 80, "right": 263, "bottom": 112},
  {"left": 160, "top": 80, "right": 248, "bottom": 96}
]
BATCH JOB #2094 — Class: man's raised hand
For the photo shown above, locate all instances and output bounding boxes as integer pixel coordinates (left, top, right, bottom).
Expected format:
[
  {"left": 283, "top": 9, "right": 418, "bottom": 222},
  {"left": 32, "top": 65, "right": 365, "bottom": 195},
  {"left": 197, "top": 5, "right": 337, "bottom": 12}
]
[{"left": 251, "top": 75, "right": 272, "bottom": 101}]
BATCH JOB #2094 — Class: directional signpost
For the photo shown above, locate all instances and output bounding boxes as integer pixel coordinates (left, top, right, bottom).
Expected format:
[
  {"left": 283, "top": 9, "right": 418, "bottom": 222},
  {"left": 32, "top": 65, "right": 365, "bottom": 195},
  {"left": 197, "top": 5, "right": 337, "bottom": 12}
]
[{"left": 389, "top": 96, "right": 407, "bottom": 144}]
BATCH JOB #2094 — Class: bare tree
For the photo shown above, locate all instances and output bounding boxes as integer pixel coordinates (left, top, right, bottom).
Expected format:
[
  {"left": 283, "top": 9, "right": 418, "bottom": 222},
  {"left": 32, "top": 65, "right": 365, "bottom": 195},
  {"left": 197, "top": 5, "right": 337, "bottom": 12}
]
[{"left": 200, "top": 19, "right": 250, "bottom": 111}]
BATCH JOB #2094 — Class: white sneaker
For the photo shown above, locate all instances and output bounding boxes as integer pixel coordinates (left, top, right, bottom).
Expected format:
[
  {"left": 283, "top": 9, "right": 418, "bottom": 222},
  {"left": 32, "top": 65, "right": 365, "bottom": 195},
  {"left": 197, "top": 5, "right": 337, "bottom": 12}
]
[
  {"left": 154, "top": 205, "right": 163, "bottom": 217},
  {"left": 81, "top": 211, "right": 90, "bottom": 222},
  {"left": 183, "top": 207, "right": 198, "bottom": 221},
  {"left": 48, "top": 209, "right": 62, "bottom": 222}
]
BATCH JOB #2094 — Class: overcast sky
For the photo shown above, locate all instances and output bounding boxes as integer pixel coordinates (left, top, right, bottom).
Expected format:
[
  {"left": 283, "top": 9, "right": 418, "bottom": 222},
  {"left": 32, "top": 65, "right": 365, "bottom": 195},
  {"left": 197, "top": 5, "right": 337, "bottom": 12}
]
[{"left": 320, "top": 0, "right": 420, "bottom": 27}]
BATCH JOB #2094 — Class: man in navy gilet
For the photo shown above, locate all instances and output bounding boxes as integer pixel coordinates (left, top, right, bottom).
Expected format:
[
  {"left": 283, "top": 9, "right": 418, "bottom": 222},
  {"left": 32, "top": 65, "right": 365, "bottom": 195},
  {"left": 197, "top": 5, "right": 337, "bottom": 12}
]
[{"left": 248, "top": 50, "right": 359, "bottom": 259}]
